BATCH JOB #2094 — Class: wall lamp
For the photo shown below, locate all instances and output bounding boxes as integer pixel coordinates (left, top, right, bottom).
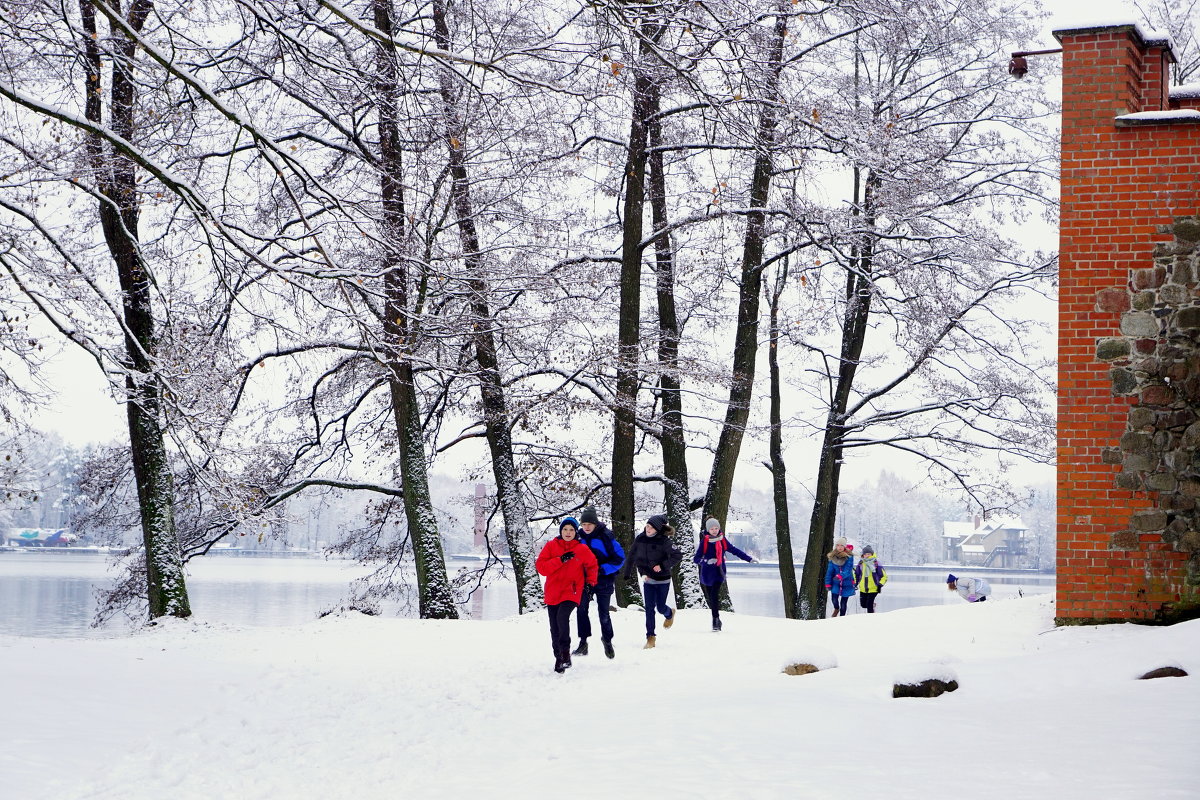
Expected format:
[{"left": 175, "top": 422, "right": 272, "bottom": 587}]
[{"left": 1008, "top": 48, "right": 1063, "bottom": 78}]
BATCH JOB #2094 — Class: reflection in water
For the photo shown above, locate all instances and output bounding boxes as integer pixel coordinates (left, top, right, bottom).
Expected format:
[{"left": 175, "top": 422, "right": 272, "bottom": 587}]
[{"left": 0, "top": 553, "right": 1054, "bottom": 638}]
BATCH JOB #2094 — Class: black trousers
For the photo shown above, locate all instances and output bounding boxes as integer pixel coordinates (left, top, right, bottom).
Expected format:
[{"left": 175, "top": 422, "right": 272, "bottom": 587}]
[
  {"left": 702, "top": 582, "right": 723, "bottom": 621},
  {"left": 859, "top": 592, "right": 878, "bottom": 613},
  {"left": 576, "top": 575, "right": 615, "bottom": 642},
  {"left": 547, "top": 601, "right": 578, "bottom": 656}
]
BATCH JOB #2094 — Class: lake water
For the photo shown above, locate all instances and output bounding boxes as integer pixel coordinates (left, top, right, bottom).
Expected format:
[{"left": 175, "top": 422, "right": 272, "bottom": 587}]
[{"left": 0, "top": 551, "right": 1054, "bottom": 638}]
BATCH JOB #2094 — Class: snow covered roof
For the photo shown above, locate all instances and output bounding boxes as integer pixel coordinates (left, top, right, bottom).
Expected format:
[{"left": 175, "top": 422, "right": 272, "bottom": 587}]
[
  {"left": 943, "top": 516, "right": 1027, "bottom": 541},
  {"left": 943, "top": 521, "right": 976, "bottom": 539}
]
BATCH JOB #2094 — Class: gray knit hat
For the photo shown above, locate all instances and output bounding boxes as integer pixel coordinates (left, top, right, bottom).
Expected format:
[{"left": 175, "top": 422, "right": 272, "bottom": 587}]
[{"left": 705, "top": 518, "right": 721, "bottom": 531}]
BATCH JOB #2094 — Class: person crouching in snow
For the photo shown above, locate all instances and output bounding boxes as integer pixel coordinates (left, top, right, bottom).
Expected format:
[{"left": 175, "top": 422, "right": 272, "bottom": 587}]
[
  {"left": 946, "top": 573, "right": 990, "bottom": 602},
  {"left": 693, "top": 517, "right": 755, "bottom": 631},
  {"left": 623, "top": 514, "right": 682, "bottom": 649},
  {"left": 854, "top": 545, "right": 887, "bottom": 613},
  {"left": 824, "top": 537, "right": 856, "bottom": 617},
  {"left": 536, "top": 517, "right": 599, "bottom": 673}
]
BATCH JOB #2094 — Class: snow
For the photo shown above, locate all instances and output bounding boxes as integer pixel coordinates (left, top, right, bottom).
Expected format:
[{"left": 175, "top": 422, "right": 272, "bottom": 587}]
[
  {"left": 1172, "top": 84, "right": 1200, "bottom": 100},
  {"left": 1115, "top": 110, "right": 1200, "bottom": 122},
  {"left": 4, "top": 594, "right": 1197, "bottom": 799},
  {"left": 1049, "top": 9, "right": 1174, "bottom": 50}
]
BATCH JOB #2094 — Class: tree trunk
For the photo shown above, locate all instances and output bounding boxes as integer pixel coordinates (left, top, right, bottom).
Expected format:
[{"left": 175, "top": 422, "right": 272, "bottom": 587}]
[
  {"left": 798, "top": 169, "right": 878, "bottom": 620},
  {"left": 766, "top": 267, "right": 799, "bottom": 619},
  {"left": 612, "top": 27, "right": 658, "bottom": 608},
  {"left": 647, "top": 86, "right": 702, "bottom": 610},
  {"left": 430, "top": 0, "right": 541, "bottom": 614},
  {"left": 81, "top": 0, "right": 190, "bottom": 620},
  {"left": 374, "top": 0, "right": 457, "bottom": 619},
  {"left": 701, "top": 6, "right": 788, "bottom": 529}
]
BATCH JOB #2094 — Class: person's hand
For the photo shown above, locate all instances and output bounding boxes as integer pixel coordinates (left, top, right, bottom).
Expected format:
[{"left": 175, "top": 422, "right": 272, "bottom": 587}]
[
  {"left": 652, "top": 565, "right": 661, "bottom": 572},
  {"left": 585, "top": 583, "right": 595, "bottom": 591},
  {"left": 706, "top": 558, "right": 718, "bottom": 565},
  {"left": 967, "top": 594, "right": 978, "bottom": 602},
  {"left": 560, "top": 551, "right": 576, "bottom": 563}
]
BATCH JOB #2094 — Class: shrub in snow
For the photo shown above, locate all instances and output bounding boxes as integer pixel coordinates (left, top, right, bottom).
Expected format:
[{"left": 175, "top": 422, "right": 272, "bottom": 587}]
[
  {"left": 782, "top": 663, "right": 820, "bottom": 676},
  {"left": 892, "top": 678, "right": 959, "bottom": 698},
  {"left": 781, "top": 647, "right": 836, "bottom": 675},
  {"left": 892, "top": 661, "right": 959, "bottom": 698},
  {"left": 1139, "top": 666, "right": 1188, "bottom": 680}
]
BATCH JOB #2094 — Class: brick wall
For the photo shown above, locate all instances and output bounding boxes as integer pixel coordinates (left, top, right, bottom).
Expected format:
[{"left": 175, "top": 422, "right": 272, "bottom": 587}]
[{"left": 1055, "top": 24, "right": 1200, "bottom": 624}]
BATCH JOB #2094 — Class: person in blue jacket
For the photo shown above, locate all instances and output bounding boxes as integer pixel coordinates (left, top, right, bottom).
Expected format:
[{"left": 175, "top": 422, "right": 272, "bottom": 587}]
[
  {"left": 824, "top": 537, "right": 856, "bottom": 617},
  {"left": 693, "top": 517, "right": 755, "bottom": 631},
  {"left": 571, "top": 506, "right": 625, "bottom": 659}
]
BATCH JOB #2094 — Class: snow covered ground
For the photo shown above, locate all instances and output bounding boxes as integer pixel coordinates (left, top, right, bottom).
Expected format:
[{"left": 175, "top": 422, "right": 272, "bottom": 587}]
[{"left": 4, "top": 594, "right": 1196, "bottom": 799}]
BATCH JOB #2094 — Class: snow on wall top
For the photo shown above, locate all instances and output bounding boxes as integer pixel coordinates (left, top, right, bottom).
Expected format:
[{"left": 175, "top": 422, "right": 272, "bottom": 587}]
[
  {"left": 1051, "top": 18, "right": 1176, "bottom": 57},
  {"left": 1114, "top": 109, "right": 1200, "bottom": 123},
  {"left": 1171, "top": 84, "right": 1200, "bottom": 100}
]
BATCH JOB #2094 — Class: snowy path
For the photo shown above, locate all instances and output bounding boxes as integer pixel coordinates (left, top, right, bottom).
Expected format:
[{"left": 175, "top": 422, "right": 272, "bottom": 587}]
[{"left": 3, "top": 595, "right": 1196, "bottom": 799}]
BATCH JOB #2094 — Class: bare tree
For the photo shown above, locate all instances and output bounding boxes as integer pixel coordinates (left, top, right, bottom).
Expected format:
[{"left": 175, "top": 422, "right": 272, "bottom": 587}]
[{"left": 793, "top": 0, "right": 1057, "bottom": 618}]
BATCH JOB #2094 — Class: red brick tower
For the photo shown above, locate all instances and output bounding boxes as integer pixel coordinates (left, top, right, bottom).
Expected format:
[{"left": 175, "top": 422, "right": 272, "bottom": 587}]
[{"left": 1055, "top": 23, "right": 1200, "bottom": 624}]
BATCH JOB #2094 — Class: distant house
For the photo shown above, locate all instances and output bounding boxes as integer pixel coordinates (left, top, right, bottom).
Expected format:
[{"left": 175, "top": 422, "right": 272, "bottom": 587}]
[
  {"left": 942, "top": 517, "right": 1028, "bottom": 568},
  {"left": 724, "top": 520, "right": 758, "bottom": 558}
]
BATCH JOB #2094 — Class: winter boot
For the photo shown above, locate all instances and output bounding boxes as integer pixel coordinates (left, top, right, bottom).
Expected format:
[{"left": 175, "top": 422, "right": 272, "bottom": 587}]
[
  {"left": 603, "top": 639, "right": 615, "bottom": 659},
  {"left": 572, "top": 639, "right": 588, "bottom": 656},
  {"left": 562, "top": 649, "right": 572, "bottom": 669},
  {"left": 643, "top": 635, "right": 656, "bottom": 649},
  {"left": 712, "top": 618, "right": 722, "bottom": 632},
  {"left": 553, "top": 649, "right": 566, "bottom": 674},
  {"left": 663, "top": 609, "right": 675, "bottom": 629},
  {"left": 831, "top": 607, "right": 840, "bottom": 618}
]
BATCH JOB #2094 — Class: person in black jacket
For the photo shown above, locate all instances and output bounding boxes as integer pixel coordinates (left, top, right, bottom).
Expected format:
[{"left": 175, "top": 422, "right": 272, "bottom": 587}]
[{"left": 622, "top": 514, "right": 682, "bottom": 649}]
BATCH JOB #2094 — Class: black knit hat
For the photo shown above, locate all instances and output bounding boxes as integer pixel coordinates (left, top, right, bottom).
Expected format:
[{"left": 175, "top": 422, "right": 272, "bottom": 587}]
[
  {"left": 646, "top": 514, "right": 669, "bottom": 534},
  {"left": 579, "top": 507, "right": 600, "bottom": 525}
]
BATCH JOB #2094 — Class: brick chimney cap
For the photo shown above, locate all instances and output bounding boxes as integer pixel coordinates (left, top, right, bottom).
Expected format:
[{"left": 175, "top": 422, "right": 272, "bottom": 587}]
[{"left": 1052, "top": 21, "right": 1177, "bottom": 63}]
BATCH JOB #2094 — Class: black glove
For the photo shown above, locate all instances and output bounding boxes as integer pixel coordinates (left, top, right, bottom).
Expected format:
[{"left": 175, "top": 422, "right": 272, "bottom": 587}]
[{"left": 560, "top": 551, "right": 576, "bottom": 563}]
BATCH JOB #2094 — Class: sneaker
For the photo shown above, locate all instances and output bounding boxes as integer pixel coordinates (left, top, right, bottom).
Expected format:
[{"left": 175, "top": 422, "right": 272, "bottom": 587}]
[
  {"left": 643, "top": 635, "right": 656, "bottom": 649},
  {"left": 663, "top": 609, "right": 675, "bottom": 629},
  {"left": 603, "top": 639, "right": 615, "bottom": 659},
  {"left": 571, "top": 640, "right": 588, "bottom": 656}
]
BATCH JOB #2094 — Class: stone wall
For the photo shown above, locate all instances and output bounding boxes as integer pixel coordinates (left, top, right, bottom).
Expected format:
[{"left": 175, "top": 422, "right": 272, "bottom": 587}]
[{"left": 1099, "top": 217, "right": 1200, "bottom": 615}]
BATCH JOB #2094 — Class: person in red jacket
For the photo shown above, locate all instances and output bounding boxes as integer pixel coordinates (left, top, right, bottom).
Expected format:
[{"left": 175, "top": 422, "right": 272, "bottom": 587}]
[{"left": 535, "top": 517, "right": 599, "bottom": 673}]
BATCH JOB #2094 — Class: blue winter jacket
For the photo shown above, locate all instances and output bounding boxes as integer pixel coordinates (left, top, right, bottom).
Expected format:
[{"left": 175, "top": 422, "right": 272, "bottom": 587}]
[
  {"left": 692, "top": 533, "right": 752, "bottom": 586},
  {"left": 579, "top": 523, "right": 625, "bottom": 578},
  {"left": 825, "top": 555, "right": 857, "bottom": 597}
]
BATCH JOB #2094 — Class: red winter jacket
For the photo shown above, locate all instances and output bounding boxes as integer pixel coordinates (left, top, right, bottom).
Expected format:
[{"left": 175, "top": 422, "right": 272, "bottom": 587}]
[{"left": 535, "top": 536, "right": 599, "bottom": 605}]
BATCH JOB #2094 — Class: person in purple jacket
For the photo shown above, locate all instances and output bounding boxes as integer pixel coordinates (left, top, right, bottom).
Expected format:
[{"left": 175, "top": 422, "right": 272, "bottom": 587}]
[{"left": 693, "top": 518, "right": 755, "bottom": 631}]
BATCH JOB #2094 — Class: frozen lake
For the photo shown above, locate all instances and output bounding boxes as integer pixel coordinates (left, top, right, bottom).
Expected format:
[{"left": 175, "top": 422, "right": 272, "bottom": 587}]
[{"left": 0, "top": 550, "right": 1054, "bottom": 637}]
